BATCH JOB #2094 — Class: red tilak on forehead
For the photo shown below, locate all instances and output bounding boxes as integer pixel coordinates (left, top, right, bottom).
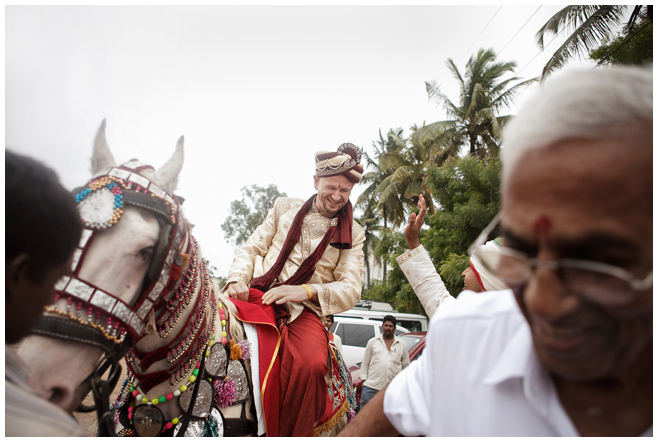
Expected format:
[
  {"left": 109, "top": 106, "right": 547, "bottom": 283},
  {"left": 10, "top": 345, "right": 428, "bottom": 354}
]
[{"left": 533, "top": 215, "right": 552, "bottom": 235}]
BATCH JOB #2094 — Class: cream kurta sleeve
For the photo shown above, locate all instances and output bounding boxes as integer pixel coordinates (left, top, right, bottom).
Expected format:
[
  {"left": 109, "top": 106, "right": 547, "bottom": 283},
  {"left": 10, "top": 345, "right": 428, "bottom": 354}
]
[{"left": 396, "top": 245, "right": 455, "bottom": 318}]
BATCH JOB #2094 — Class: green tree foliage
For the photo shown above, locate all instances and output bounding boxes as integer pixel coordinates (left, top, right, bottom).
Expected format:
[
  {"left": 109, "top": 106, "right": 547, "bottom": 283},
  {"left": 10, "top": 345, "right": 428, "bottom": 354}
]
[
  {"left": 536, "top": 5, "right": 652, "bottom": 79},
  {"left": 417, "top": 48, "right": 536, "bottom": 160},
  {"left": 423, "top": 156, "right": 501, "bottom": 295},
  {"left": 361, "top": 156, "right": 502, "bottom": 311},
  {"left": 221, "top": 184, "right": 287, "bottom": 246},
  {"left": 203, "top": 258, "right": 218, "bottom": 279},
  {"left": 590, "top": 17, "right": 652, "bottom": 66}
]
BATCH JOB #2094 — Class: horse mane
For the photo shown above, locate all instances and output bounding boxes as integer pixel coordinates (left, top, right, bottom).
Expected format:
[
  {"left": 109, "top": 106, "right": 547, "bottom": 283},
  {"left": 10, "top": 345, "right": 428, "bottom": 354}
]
[{"left": 217, "top": 292, "right": 245, "bottom": 343}]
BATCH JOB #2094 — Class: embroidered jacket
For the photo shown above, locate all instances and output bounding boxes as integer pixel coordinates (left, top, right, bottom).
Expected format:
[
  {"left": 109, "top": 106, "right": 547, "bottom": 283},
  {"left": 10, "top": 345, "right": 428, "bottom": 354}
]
[{"left": 226, "top": 197, "right": 365, "bottom": 322}]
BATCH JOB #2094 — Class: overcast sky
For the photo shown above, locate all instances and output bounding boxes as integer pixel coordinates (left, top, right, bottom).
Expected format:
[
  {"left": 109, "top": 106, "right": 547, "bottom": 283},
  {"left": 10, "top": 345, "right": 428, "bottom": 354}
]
[{"left": 6, "top": 5, "right": 599, "bottom": 277}]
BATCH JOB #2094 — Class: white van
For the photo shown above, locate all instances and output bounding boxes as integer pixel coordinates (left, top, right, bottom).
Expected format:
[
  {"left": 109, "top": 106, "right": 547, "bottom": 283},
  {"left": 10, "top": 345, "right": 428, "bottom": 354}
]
[
  {"left": 334, "top": 304, "right": 428, "bottom": 332},
  {"left": 330, "top": 317, "right": 410, "bottom": 367}
]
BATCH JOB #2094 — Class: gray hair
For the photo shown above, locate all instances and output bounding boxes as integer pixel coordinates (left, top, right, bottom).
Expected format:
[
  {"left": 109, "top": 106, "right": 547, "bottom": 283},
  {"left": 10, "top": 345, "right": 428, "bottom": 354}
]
[{"left": 502, "top": 65, "right": 653, "bottom": 183}]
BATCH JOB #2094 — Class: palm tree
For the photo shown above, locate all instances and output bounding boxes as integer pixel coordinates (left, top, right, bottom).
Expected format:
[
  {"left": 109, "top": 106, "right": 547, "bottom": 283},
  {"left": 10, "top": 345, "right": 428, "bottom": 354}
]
[
  {"left": 536, "top": 5, "right": 652, "bottom": 79},
  {"left": 357, "top": 129, "right": 408, "bottom": 230},
  {"left": 356, "top": 129, "right": 406, "bottom": 281},
  {"left": 377, "top": 125, "right": 436, "bottom": 223},
  {"left": 417, "top": 48, "right": 536, "bottom": 160},
  {"left": 354, "top": 211, "right": 382, "bottom": 289}
]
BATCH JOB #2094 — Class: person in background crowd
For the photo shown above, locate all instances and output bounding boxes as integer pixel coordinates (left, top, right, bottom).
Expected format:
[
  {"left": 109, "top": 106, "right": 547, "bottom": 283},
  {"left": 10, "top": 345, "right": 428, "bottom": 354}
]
[
  {"left": 322, "top": 314, "right": 343, "bottom": 353},
  {"left": 396, "top": 194, "right": 507, "bottom": 318},
  {"left": 359, "top": 315, "right": 409, "bottom": 410}
]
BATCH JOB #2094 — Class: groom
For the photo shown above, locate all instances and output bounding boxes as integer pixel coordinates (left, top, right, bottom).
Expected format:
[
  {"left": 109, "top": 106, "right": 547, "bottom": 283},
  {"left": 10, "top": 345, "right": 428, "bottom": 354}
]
[{"left": 224, "top": 143, "right": 365, "bottom": 436}]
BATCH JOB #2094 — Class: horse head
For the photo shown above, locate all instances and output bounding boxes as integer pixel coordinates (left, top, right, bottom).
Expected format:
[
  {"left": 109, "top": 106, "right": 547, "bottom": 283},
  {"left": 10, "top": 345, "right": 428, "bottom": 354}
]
[{"left": 18, "top": 120, "right": 190, "bottom": 416}]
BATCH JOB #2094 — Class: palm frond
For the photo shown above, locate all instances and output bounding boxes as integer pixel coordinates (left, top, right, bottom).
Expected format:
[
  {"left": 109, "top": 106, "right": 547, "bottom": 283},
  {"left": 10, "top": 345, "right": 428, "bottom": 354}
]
[
  {"left": 539, "top": 5, "right": 626, "bottom": 79},
  {"left": 536, "top": 5, "right": 601, "bottom": 49}
]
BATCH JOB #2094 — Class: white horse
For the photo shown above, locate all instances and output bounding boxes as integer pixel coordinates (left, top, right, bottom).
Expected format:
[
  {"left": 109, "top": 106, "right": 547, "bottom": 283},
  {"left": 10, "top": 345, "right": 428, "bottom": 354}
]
[{"left": 18, "top": 121, "right": 356, "bottom": 437}]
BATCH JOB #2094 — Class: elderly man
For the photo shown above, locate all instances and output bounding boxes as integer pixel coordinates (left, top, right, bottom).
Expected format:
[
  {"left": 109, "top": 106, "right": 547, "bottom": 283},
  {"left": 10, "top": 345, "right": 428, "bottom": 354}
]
[
  {"left": 225, "top": 143, "right": 365, "bottom": 436},
  {"left": 339, "top": 66, "right": 652, "bottom": 437}
]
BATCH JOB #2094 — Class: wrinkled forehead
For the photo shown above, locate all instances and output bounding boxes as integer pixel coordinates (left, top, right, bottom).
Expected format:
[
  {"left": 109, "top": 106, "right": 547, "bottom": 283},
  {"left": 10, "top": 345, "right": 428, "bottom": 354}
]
[
  {"left": 501, "top": 137, "right": 652, "bottom": 256},
  {"left": 317, "top": 174, "right": 355, "bottom": 190}
]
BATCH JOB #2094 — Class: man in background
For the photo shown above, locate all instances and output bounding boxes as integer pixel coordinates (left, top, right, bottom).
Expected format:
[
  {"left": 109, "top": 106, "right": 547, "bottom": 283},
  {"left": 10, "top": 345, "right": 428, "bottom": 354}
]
[
  {"left": 322, "top": 314, "right": 343, "bottom": 353},
  {"left": 359, "top": 315, "right": 409, "bottom": 410}
]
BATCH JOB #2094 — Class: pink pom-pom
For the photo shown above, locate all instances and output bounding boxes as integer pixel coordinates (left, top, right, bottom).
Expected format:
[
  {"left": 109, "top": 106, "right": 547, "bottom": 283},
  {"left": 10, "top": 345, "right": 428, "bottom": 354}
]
[
  {"left": 164, "top": 422, "right": 173, "bottom": 430},
  {"left": 221, "top": 338, "right": 227, "bottom": 345},
  {"left": 238, "top": 339, "right": 251, "bottom": 360},
  {"left": 166, "top": 393, "right": 174, "bottom": 401},
  {"left": 213, "top": 379, "right": 237, "bottom": 408}
]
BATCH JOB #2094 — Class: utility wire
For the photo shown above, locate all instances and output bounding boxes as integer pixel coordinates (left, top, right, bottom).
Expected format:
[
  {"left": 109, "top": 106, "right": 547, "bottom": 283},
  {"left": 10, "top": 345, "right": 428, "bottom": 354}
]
[
  {"left": 496, "top": 5, "right": 542, "bottom": 57},
  {"left": 516, "top": 26, "right": 568, "bottom": 77},
  {"left": 594, "top": 19, "right": 653, "bottom": 66},
  {"left": 460, "top": 5, "right": 503, "bottom": 64}
]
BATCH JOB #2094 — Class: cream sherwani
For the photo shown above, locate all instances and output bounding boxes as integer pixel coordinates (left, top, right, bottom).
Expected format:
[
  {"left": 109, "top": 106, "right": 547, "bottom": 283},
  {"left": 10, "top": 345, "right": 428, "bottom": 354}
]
[{"left": 227, "top": 197, "right": 365, "bottom": 322}]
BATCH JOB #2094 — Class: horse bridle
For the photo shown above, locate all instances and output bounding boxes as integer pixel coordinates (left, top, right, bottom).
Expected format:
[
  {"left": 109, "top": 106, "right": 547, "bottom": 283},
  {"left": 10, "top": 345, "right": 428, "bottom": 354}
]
[{"left": 30, "top": 160, "right": 190, "bottom": 435}]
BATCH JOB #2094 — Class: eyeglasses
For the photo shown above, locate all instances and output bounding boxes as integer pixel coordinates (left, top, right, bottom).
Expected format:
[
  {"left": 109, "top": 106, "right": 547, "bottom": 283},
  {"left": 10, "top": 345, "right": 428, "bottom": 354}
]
[{"left": 468, "top": 213, "right": 653, "bottom": 307}]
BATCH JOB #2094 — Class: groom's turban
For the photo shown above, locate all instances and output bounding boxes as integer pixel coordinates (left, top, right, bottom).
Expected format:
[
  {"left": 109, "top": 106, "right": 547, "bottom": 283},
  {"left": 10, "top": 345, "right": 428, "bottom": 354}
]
[{"left": 315, "top": 143, "right": 364, "bottom": 183}]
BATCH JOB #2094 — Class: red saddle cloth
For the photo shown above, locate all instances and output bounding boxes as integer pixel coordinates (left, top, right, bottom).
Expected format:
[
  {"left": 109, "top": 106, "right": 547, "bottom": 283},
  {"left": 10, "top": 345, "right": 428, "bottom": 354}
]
[{"left": 231, "top": 289, "right": 282, "bottom": 436}]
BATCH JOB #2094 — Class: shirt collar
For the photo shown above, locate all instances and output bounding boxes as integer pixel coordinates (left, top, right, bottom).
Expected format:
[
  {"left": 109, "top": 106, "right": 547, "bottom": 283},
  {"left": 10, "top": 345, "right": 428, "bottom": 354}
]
[
  {"left": 483, "top": 319, "right": 555, "bottom": 418},
  {"left": 377, "top": 334, "right": 400, "bottom": 344}
]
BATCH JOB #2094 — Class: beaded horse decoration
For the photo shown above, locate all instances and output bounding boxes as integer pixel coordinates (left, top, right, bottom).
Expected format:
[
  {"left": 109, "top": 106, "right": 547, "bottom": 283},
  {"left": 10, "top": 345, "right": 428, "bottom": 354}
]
[{"left": 27, "top": 121, "right": 255, "bottom": 436}]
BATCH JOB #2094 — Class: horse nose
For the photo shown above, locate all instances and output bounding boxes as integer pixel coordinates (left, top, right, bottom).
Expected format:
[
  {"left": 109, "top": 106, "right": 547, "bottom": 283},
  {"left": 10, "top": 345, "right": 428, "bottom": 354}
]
[
  {"left": 31, "top": 377, "right": 78, "bottom": 413},
  {"left": 48, "top": 386, "right": 75, "bottom": 411}
]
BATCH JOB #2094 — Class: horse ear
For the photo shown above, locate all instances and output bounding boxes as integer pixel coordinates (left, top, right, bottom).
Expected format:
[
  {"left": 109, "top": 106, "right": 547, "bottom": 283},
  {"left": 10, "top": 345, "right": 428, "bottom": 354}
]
[
  {"left": 91, "top": 119, "right": 116, "bottom": 174},
  {"left": 156, "top": 135, "right": 184, "bottom": 192}
]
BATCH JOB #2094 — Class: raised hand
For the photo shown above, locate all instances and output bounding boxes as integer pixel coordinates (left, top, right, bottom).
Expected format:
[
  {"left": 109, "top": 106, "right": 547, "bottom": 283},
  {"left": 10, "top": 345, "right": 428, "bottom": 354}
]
[{"left": 404, "top": 194, "right": 427, "bottom": 250}]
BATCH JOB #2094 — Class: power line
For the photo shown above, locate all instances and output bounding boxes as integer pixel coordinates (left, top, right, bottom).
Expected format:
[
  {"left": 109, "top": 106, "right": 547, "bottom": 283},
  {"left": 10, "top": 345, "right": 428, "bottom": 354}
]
[
  {"left": 496, "top": 5, "right": 542, "bottom": 57},
  {"left": 516, "top": 26, "right": 569, "bottom": 77},
  {"left": 460, "top": 6, "right": 503, "bottom": 64},
  {"left": 594, "top": 19, "right": 653, "bottom": 66}
]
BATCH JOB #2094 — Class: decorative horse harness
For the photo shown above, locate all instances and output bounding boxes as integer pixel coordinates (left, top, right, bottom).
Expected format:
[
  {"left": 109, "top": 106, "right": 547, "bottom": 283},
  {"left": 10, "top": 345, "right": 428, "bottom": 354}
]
[{"left": 31, "top": 160, "right": 255, "bottom": 436}]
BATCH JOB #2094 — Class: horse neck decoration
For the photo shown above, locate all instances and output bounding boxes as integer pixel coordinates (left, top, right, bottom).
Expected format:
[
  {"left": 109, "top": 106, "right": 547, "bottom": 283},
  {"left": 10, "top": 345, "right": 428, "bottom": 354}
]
[{"left": 18, "top": 121, "right": 355, "bottom": 437}]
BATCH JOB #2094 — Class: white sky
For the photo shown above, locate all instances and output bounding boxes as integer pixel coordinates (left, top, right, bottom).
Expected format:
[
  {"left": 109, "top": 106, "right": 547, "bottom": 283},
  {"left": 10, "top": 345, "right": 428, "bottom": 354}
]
[{"left": 5, "top": 4, "right": 599, "bottom": 277}]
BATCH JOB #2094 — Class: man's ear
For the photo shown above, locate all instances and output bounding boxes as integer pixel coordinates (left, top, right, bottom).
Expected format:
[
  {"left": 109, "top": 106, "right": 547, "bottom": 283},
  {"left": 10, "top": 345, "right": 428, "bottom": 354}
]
[
  {"left": 313, "top": 175, "right": 320, "bottom": 190},
  {"left": 6, "top": 254, "right": 30, "bottom": 304}
]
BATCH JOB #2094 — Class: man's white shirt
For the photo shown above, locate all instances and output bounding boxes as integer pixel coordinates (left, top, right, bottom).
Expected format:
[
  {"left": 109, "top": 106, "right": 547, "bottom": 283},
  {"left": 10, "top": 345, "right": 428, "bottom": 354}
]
[
  {"left": 383, "top": 289, "right": 652, "bottom": 436},
  {"left": 361, "top": 334, "right": 409, "bottom": 391}
]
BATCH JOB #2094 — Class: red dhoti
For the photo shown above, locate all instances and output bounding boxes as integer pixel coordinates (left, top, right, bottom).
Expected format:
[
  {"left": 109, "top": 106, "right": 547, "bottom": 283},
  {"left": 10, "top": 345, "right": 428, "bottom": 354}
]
[
  {"left": 232, "top": 288, "right": 329, "bottom": 437},
  {"left": 279, "top": 307, "right": 329, "bottom": 436}
]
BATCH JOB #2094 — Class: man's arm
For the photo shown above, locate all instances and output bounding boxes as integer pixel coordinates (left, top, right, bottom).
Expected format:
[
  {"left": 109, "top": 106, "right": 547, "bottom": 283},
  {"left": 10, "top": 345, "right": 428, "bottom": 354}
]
[
  {"left": 312, "top": 223, "right": 366, "bottom": 315},
  {"left": 401, "top": 341, "right": 410, "bottom": 369},
  {"left": 396, "top": 194, "right": 454, "bottom": 318},
  {"left": 265, "top": 221, "right": 367, "bottom": 312},
  {"left": 338, "top": 385, "right": 399, "bottom": 437},
  {"left": 224, "top": 198, "right": 282, "bottom": 300}
]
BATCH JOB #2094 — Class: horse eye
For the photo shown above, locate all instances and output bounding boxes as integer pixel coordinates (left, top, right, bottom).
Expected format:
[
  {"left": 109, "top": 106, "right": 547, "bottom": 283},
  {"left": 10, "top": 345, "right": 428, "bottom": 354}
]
[{"left": 138, "top": 247, "right": 154, "bottom": 262}]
